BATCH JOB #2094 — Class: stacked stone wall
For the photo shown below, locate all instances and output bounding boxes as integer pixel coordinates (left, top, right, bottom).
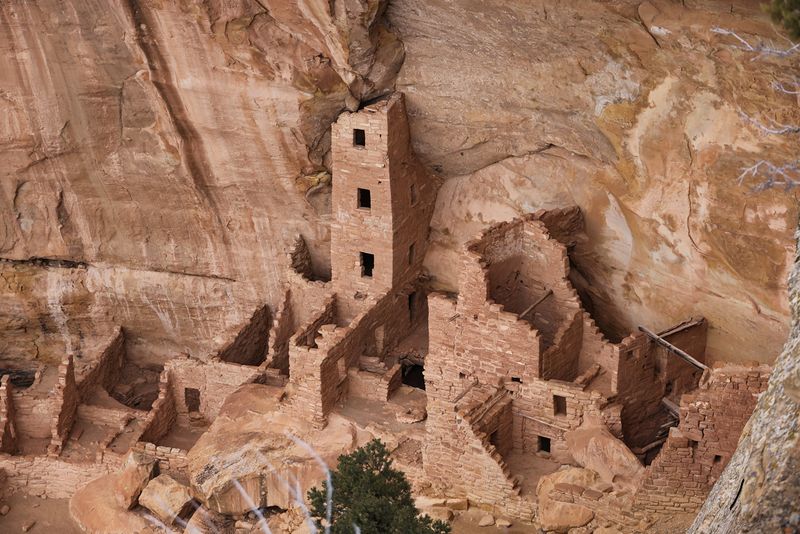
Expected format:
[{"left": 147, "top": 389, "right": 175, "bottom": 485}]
[
  {"left": 289, "top": 289, "right": 418, "bottom": 427},
  {"left": 131, "top": 441, "right": 189, "bottom": 476},
  {"left": 633, "top": 365, "right": 770, "bottom": 516},
  {"left": 330, "top": 94, "right": 435, "bottom": 321},
  {"left": 48, "top": 354, "right": 79, "bottom": 455},
  {"left": 137, "top": 370, "right": 176, "bottom": 444},
  {"left": 166, "top": 357, "right": 259, "bottom": 422},
  {"left": 266, "top": 289, "right": 294, "bottom": 374},
  {"left": 216, "top": 304, "right": 271, "bottom": 366},
  {"left": 0, "top": 376, "right": 17, "bottom": 454},
  {"left": 347, "top": 364, "right": 402, "bottom": 402},
  {"left": 75, "top": 327, "right": 125, "bottom": 399},
  {"left": 0, "top": 453, "right": 122, "bottom": 498},
  {"left": 512, "top": 379, "right": 607, "bottom": 463}
]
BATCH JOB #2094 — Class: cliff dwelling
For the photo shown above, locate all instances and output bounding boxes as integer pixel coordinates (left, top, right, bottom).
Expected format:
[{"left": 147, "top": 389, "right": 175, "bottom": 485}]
[{"left": 0, "top": 2, "right": 797, "bottom": 533}]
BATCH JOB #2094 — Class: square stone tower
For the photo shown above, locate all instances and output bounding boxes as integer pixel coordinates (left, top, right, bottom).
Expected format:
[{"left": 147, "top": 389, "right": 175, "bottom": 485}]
[{"left": 330, "top": 93, "right": 433, "bottom": 319}]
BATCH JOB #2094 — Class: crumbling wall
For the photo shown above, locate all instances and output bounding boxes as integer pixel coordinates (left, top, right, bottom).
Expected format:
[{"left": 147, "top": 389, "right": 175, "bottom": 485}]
[
  {"left": 657, "top": 319, "right": 707, "bottom": 403},
  {"left": 0, "top": 454, "right": 121, "bottom": 498},
  {"left": 216, "top": 304, "right": 271, "bottom": 366},
  {"left": 289, "top": 289, "right": 418, "bottom": 427},
  {"left": 614, "top": 334, "right": 667, "bottom": 449},
  {"left": 578, "top": 312, "right": 619, "bottom": 391},
  {"left": 512, "top": 379, "right": 607, "bottom": 463},
  {"left": 0, "top": 376, "right": 17, "bottom": 454},
  {"left": 47, "top": 354, "right": 79, "bottom": 455},
  {"left": 76, "top": 327, "right": 125, "bottom": 399},
  {"left": 425, "top": 385, "right": 535, "bottom": 520},
  {"left": 266, "top": 289, "right": 294, "bottom": 374},
  {"left": 347, "top": 364, "right": 402, "bottom": 402},
  {"left": 137, "top": 370, "right": 177, "bottom": 445},
  {"left": 11, "top": 368, "right": 52, "bottom": 445},
  {"left": 633, "top": 365, "right": 770, "bottom": 516},
  {"left": 130, "top": 441, "right": 188, "bottom": 477},
  {"left": 289, "top": 235, "right": 317, "bottom": 281},
  {"left": 166, "top": 357, "right": 258, "bottom": 422}
]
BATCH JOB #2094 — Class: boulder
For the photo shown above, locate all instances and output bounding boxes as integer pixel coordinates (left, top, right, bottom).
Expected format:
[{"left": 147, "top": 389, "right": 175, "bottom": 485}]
[
  {"left": 536, "top": 467, "right": 597, "bottom": 532},
  {"left": 478, "top": 514, "right": 495, "bottom": 527},
  {"left": 139, "top": 475, "right": 196, "bottom": 526},
  {"left": 114, "top": 451, "right": 158, "bottom": 509},
  {"left": 427, "top": 507, "right": 454, "bottom": 522},
  {"left": 183, "top": 506, "right": 233, "bottom": 534},
  {"left": 565, "top": 416, "right": 644, "bottom": 491},
  {"left": 496, "top": 518, "right": 512, "bottom": 527}
]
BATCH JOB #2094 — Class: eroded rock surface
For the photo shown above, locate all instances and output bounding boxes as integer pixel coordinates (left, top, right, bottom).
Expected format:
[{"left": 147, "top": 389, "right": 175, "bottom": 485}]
[{"left": 0, "top": 0, "right": 795, "bottom": 370}]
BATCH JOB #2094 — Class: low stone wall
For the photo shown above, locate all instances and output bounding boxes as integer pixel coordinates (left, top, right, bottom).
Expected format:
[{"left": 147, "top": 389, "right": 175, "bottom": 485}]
[
  {"left": 130, "top": 441, "right": 188, "bottom": 476},
  {"left": 0, "top": 453, "right": 122, "bottom": 498}
]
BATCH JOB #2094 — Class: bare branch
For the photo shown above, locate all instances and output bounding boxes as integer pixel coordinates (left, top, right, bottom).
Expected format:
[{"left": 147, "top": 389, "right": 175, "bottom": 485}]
[
  {"left": 737, "top": 159, "right": 800, "bottom": 191},
  {"left": 711, "top": 27, "right": 800, "bottom": 59},
  {"left": 773, "top": 78, "right": 800, "bottom": 95},
  {"left": 738, "top": 110, "right": 800, "bottom": 135}
]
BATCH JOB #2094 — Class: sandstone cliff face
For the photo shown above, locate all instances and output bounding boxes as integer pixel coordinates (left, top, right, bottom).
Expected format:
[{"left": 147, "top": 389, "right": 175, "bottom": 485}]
[
  {"left": 0, "top": 1, "right": 796, "bottom": 366},
  {"left": 0, "top": 0, "right": 400, "bottom": 364}
]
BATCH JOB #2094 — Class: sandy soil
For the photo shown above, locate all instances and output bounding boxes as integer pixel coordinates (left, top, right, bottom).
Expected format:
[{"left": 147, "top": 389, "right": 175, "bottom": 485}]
[{"left": 0, "top": 493, "right": 81, "bottom": 533}]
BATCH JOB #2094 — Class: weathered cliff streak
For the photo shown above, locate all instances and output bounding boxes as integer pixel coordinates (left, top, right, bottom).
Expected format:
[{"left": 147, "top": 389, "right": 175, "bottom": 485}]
[
  {"left": 690, "top": 228, "right": 800, "bottom": 532},
  {"left": 0, "top": 0, "right": 401, "bottom": 364}
]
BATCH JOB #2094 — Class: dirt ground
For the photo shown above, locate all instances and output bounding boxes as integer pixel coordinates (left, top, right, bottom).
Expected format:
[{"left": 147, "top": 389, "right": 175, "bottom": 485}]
[
  {"left": 451, "top": 509, "right": 540, "bottom": 533},
  {"left": 0, "top": 493, "right": 81, "bottom": 533}
]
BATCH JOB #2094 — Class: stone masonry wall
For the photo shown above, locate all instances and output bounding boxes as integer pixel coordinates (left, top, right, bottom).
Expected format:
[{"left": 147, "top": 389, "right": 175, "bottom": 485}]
[
  {"left": 137, "top": 370, "right": 177, "bottom": 444},
  {"left": 0, "top": 453, "right": 122, "bottom": 498},
  {"left": 216, "top": 304, "right": 271, "bottom": 366},
  {"left": 75, "top": 327, "right": 125, "bottom": 399},
  {"left": 633, "top": 364, "right": 770, "bottom": 516},
  {"left": 289, "top": 288, "right": 418, "bottom": 427},
  {"left": 0, "top": 376, "right": 17, "bottom": 454},
  {"left": 47, "top": 353, "right": 79, "bottom": 455},
  {"left": 330, "top": 93, "right": 435, "bottom": 321},
  {"left": 265, "top": 289, "right": 294, "bottom": 374},
  {"left": 166, "top": 357, "right": 259, "bottom": 422}
]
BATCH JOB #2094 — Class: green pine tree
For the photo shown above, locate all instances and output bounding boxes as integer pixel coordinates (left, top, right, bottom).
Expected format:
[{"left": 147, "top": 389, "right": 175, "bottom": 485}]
[
  {"left": 307, "top": 439, "right": 451, "bottom": 534},
  {"left": 766, "top": 0, "right": 800, "bottom": 38}
]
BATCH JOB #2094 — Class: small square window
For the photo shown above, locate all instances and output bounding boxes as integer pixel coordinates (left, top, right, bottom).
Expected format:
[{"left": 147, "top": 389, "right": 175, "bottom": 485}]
[
  {"left": 713, "top": 454, "right": 722, "bottom": 464},
  {"left": 538, "top": 436, "right": 551, "bottom": 453},
  {"left": 353, "top": 128, "right": 366, "bottom": 146},
  {"left": 360, "top": 252, "right": 374, "bottom": 278},
  {"left": 357, "top": 188, "right": 371, "bottom": 209},
  {"left": 553, "top": 394, "right": 567, "bottom": 416},
  {"left": 511, "top": 377, "right": 522, "bottom": 383},
  {"left": 410, "top": 183, "right": 418, "bottom": 204}
]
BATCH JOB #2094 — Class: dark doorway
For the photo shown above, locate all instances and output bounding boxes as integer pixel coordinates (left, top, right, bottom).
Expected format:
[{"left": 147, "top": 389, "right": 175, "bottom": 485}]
[
  {"left": 402, "top": 364, "right": 425, "bottom": 390},
  {"left": 360, "top": 252, "right": 374, "bottom": 278},
  {"left": 184, "top": 388, "right": 201, "bottom": 412}
]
